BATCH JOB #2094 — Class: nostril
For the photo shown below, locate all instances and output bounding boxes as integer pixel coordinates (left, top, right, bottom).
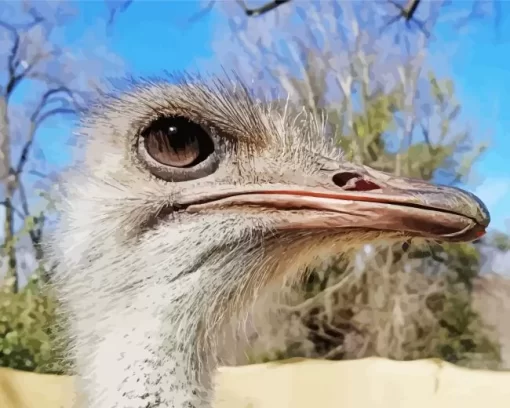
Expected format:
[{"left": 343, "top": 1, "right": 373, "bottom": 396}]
[
  {"left": 332, "top": 172, "right": 360, "bottom": 187},
  {"left": 332, "top": 172, "right": 381, "bottom": 191}
]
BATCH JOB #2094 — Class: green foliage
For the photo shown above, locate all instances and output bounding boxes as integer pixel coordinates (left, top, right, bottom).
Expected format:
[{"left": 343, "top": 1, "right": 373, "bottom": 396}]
[
  {"left": 246, "top": 58, "right": 502, "bottom": 368},
  {"left": 433, "top": 289, "right": 501, "bottom": 369},
  {"left": 0, "top": 273, "right": 66, "bottom": 374},
  {"left": 485, "top": 231, "right": 510, "bottom": 252},
  {"left": 0, "top": 13, "right": 506, "bottom": 375},
  {"left": 248, "top": 248, "right": 501, "bottom": 368}
]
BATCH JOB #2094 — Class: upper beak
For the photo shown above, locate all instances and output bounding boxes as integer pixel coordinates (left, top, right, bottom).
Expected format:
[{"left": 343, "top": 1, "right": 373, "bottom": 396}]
[{"left": 183, "top": 162, "right": 490, "bottom": 243}]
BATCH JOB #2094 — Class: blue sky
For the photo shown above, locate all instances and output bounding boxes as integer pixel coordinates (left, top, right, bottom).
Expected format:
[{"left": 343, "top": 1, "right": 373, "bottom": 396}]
[
  {"left": 34, "top": 0, "right": 510, "bottom": 233},
  {"left": 429, "top": 6, "right": 510, "bottom": 234}
]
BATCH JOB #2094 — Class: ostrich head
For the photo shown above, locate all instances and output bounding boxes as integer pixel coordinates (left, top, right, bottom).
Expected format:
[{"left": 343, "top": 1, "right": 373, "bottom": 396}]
[{"left": 49, "top": 75, "right": 489, "bottom": 408}]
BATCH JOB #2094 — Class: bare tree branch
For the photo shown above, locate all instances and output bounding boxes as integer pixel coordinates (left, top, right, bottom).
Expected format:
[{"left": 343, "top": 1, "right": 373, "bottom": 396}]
[
  {"left": 0, "top": 5, "right": 88, "bottom": 291},
  {"left": 236, "top": 0, "right": 291, "bottom": 17},
  {"left": 16, "top": 87, "right": 78, "bottom": 179},
  {"left": 389, "top": 0, "right": 422, "bottom": 22},
  {"left": 0, "top": 200, "right": 25, "bottom": 220},
  {"left": 0, "top": 10, "right": 45, "bottom": 96},
  {"left": 6, "top": 50, "right": 58, "bottom": 97},
  {"left": 17, "top": 178, "right": 45, "bottom": 260},
  {"left": 28, "top": 169, "right": 49, "bottom": 179},
  {"left": 380, "top": 0, "right": 431, "bottom": 38},
  {"left": 0, "top": 21, "right": 21, "bottom": 86},
  {"left": 187, "top": 0, "right": 217, "bottom": 24},
  {"left": 106, "top": 0, "right": 133, "bottom": 30}
]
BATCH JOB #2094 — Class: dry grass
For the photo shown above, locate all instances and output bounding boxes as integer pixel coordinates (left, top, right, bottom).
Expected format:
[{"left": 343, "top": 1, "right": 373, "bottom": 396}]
[
  {"left": 472, "top": 274, "right": 510, "bottom": 368},
  {"left": 242, "top": 245, "right": 504, "bottom": 370}
]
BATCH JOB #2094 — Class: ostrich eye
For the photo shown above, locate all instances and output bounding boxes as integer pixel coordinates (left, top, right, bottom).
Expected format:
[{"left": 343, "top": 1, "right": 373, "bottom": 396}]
[
  {"left": 138, "top": 116, "right": 219, "bottom": 182},
  {"left": 143, "top": 116, "right": 215, "bottom": 168}
]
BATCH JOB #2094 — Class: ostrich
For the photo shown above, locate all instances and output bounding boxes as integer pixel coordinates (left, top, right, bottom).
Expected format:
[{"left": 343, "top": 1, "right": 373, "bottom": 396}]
[{"left": 47, "top": 75, "right": 490, "bottom": 408}]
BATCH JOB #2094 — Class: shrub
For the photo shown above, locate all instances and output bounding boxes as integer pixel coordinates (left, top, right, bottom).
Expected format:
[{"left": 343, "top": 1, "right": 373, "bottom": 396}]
[
  {"left": 246, "top": 244, "right": 502, "bottom": 370},
  {"left": 0, "top": 274, "right": 66, "bottom": 374}
]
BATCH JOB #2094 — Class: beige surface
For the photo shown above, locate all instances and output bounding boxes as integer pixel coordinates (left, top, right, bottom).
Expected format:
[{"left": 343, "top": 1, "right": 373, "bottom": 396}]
[
  {"left": 0, "top": 367, "right": 75, "bottom": 408},
  {"left": 1, "top": 358, "right": 510, "bottom": 408},
  {"left": 216, "top": 358, "right": 510, "bottom": 408}
]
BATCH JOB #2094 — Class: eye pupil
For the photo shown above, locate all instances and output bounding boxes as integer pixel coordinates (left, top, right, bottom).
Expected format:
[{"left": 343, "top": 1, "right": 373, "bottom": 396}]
[{"left": 142, "top": 116, "right": 214, "bottom": 169}]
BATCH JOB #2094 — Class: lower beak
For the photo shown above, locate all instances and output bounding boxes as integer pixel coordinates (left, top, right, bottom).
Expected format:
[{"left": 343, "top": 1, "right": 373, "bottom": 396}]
[{"left": 183, "top": 166, "right": 490, "bottom": 243}]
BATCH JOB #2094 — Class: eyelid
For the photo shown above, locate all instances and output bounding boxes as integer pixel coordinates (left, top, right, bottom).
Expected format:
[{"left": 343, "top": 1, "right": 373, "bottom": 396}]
[{"left": 137, "top": 117, "right": 220, "bottom": 182}]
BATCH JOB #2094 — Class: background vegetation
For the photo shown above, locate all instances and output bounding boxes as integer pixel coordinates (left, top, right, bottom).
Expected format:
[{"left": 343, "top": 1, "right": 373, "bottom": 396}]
[
  {"left": 0, "top": 0, "right": 509, "bottom": 374},
  {"left": 210, "top": 0, "right": 508, "bottom": 370}
]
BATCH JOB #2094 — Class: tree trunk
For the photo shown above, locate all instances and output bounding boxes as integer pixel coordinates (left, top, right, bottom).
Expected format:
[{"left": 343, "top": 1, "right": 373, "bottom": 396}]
[{"left": 0, "top": 96, "right": 17, "bottom": 292}]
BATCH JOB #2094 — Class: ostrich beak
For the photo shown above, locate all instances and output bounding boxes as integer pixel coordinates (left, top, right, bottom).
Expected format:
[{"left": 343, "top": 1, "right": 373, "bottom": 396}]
[{"left": 184, "top": 164, "right": 490, "bottom": 243}]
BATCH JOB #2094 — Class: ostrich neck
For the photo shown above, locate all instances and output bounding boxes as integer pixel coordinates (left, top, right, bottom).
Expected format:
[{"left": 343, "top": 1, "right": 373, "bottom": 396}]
[
  {"left": 71, "top": 218, "right": 273, "bottom": 408},
  {"left": 80, "top": 274, "right": 217, "bottom": 408}
]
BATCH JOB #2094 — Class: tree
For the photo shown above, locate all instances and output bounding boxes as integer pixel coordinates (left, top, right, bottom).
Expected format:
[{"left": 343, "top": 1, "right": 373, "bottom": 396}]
[
  {"left": 0, "top": 0, "right": 507, "bottom": 374},
  {"left": 0, "top": 1, "right": 123, "bottom": 373},
  {"left": 107, "top": 0, "right": 504, "bottom": 37},
  {"left": 212, "top": 0, "right": 505, "bottom": 368},
  {"left": 0, "top": 1, "right": 123, "bottom": 291}
]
